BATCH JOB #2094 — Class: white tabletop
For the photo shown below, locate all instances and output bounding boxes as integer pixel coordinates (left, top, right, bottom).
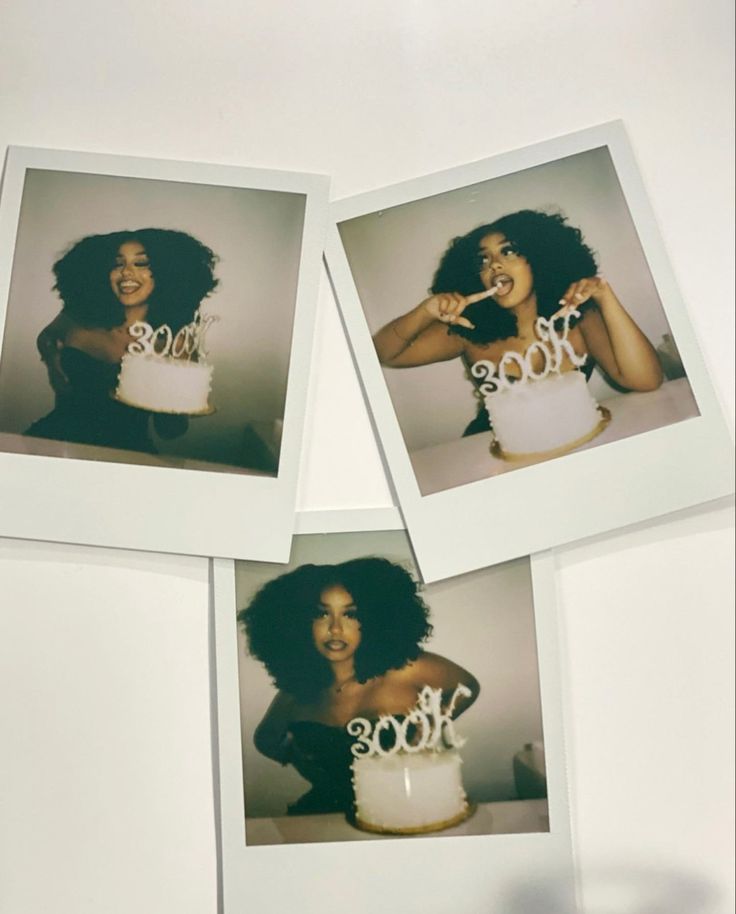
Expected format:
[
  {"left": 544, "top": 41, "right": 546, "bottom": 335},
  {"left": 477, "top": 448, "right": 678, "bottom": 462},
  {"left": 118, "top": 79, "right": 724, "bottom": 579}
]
[
  {"left": 245, "top": 798, "right": 549, "bottom": 846},
  {"left": 410, "top": 377, "right": 700, "bottom": 496}
]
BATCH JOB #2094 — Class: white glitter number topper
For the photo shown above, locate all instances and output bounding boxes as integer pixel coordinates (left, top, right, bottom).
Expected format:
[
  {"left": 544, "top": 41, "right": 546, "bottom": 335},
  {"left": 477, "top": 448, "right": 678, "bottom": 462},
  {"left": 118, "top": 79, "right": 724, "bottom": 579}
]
[
  {"left": 347, "top": 684, "right": 472, "bottom": 758},
  {"left": 127, "top": 309, "right": 218, "bottom": 360},
  {"left": 471, "top": 309, "right": 587, "bottom": 394}
]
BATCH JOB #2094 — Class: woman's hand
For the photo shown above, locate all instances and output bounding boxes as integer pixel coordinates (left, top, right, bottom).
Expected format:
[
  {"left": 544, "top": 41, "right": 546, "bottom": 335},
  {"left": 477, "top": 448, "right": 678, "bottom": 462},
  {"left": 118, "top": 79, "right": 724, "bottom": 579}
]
[
  {"left": 37, "top": 312, "right": 74, "bottom": 397},
  {"left": 567, "top": 277, "right": 664, "bottom": 392},
  {"left": 65, "top": 324, "right": 136, "bottom": 364},
  {"left": 557, "top": 276, "right": 610, "bottom": 309},
  {"left": 420, "top": 288, "right": 494, "bottom": 330}
]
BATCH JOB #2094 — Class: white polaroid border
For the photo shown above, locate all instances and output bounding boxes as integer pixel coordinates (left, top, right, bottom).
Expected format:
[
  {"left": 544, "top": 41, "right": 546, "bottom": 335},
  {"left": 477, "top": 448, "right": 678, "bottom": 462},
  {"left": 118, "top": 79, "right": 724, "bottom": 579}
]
[
  {"left": 211, "top": 508, "right": 577, "bottom": 913},
  {"left": 325, "top": 121, "right": 734, "bottom": 582},
  {"left": 0, "top": 146, "right": 329, "bottom": 561}
]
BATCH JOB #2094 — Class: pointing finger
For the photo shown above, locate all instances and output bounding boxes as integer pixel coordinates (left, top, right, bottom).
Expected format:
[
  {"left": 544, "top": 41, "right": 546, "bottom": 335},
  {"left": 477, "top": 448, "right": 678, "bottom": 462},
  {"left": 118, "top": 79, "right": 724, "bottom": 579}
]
[{"left": 464, "top": 289, "right": 495, "bottom": 305}]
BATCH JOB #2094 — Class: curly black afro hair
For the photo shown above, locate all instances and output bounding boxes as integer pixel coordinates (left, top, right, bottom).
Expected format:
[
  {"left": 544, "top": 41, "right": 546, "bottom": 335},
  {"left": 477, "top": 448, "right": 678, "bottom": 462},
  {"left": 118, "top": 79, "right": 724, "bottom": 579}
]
[
  {"left": 52, "top": 228, "right": 219, "bottom": 332},
  {"left": 431, "top": 209, "right": 598, "bottom": 344},
  {"left": 238, "top": 557, "right": 433, "bottom": 703}
]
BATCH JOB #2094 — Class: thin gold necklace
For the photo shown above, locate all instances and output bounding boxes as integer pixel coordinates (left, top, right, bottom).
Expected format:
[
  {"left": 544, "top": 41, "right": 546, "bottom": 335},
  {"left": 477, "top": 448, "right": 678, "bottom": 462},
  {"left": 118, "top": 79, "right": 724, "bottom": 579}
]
[{"left": 334, "top": 675, "right": 356, "bottom": 694}]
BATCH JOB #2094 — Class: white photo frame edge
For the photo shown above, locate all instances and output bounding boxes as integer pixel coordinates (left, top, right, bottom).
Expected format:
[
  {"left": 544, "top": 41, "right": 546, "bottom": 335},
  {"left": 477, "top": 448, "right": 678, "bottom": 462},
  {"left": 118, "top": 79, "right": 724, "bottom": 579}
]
[
  {"left": 211, "top": 507, "right": 577, "bottom": 914},
  {"left": 0, "top": 145, "right": 330, "bottom": 562},
  {"left": 325, "top": 120, "right": 734, "bottom": 583}
]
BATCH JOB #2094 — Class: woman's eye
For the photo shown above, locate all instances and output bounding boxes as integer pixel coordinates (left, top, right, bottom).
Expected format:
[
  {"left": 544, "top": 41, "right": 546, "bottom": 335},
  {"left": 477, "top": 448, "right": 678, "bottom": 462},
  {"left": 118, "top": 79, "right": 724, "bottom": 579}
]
[{"left": 501, "top": 245, "right": 518, "bottom": 258}]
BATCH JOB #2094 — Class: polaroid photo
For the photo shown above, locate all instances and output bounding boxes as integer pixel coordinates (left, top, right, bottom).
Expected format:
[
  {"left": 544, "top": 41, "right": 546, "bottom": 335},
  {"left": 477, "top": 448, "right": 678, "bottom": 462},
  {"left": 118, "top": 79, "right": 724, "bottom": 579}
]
[
  {"left": 0, "top": 146, "right": 329, "bottom": 561},
  {"left": 326, "top": 121, "right": 734, "bottom": 582},
  {"left": 212, "top": 508, "right": 577, "bottom": 914}
]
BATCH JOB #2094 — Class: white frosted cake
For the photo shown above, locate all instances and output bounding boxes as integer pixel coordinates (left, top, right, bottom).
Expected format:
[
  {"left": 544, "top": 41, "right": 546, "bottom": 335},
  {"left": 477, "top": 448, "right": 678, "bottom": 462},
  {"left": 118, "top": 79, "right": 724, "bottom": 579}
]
[
  {"left": 471, "top": 309, "right": 607, "bottom": 459},
  {"left": 347, "top": 684, "right": 472, "bottom": 835},
  {"left": 117, "top": 353, "right": 212, "bottom": 414},
  {"left": 351, "top": 749, "right": 467, "bottom": 834},
  {"left": 115, "top": 310, "right": 217, "bottom": 415},
  {"left": 486, "top": 370, "right": 601, "bottom": 456}
]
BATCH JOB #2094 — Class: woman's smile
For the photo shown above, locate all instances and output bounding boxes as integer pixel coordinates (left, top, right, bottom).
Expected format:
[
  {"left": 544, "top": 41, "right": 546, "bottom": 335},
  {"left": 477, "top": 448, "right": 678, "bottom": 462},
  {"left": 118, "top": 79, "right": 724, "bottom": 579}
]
[{"left": 109, "top": 241, "right": 155, "bottom": 309}]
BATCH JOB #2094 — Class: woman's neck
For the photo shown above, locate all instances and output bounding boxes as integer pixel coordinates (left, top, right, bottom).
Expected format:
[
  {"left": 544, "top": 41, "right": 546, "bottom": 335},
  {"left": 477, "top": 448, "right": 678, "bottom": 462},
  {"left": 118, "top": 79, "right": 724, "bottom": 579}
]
[
  {"left": 330, "top": 659, "right": 357, "bottom": 690},
  {"left": 123, "top": 303, "right": 149, "bottom": 327},
  {"left": 512, "top": 296, "right": 539, "bottom": 338}
]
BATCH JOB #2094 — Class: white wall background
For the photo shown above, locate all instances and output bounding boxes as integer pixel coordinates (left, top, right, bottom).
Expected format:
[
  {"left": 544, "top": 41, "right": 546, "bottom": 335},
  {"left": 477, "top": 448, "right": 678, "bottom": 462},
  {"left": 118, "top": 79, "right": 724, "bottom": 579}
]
[
  {"left": 0, "top": 168, "right": 305, "bottom": 468},
  {"left": 339, "top": 146, "right": 677, "bottom": 450},
  {"left": 0, "top": 2, "right": 733, "bottom": 914},
  {"left": 235, "top": 535, "right": 542, "bottom": 820}
]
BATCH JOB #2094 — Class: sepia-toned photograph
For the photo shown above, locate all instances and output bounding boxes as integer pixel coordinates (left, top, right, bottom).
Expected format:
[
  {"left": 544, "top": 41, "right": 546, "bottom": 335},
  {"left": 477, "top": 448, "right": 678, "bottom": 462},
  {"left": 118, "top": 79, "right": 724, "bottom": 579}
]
[
  {"left": 0, "top": 163, "right": 306, "bottom": 474},
  {"left": 212, "top": 510, "right": 576, "bottom": 909},
  {"left": 0, "top": 146, "right": 329, "bottom": 560},
  {"left": 338, "top": 145, "right": 696, "bottom": 493},
  {"left": 327, "top": 123, "right": 734, "bottom": 582},
  {"left": 235, "top": 530, "right": 549, "bottom": 846}
]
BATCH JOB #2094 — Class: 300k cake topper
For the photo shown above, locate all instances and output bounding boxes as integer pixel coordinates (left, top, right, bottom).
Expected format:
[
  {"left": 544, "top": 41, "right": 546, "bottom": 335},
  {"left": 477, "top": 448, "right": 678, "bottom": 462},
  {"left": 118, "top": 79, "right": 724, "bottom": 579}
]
[
  {"left": 326, "top": 121, "right": 734, "bottom": 582},
  {"left": 0, "top": 146, "right": 329, "bottom": 561},
  {"left": 212, "top": 508, "right": 577, "bottom": 913}
]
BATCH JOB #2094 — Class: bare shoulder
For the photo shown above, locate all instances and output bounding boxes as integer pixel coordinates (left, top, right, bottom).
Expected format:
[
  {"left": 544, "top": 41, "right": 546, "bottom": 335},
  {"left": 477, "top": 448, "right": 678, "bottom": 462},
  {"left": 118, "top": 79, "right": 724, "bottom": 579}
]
[{"left": 400, "top": 651, "right": 477, "bottom": 689}]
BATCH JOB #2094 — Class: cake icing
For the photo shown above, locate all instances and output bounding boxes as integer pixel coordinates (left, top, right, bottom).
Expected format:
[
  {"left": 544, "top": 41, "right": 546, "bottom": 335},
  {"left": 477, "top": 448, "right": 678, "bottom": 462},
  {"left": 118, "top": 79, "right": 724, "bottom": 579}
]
[
  {"left": 471, "top": 308, "right": 606, "bottom": 458},
  {"left": 347, "top": 684, "right": 471, "bottom": 834},
  {"left": 116, "top": 310, "right": 217, "bottom": 415}
]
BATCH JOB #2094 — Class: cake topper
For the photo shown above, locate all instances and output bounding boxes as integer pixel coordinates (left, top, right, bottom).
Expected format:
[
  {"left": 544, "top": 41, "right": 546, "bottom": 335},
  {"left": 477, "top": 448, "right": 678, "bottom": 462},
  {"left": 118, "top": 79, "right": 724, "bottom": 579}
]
[
  {"left": 471, "top": 308, "right": 587, "bottom": 394},
  {"left": 126, "top": 309, "right": 218, "bottom": 361},
  {"left": 347, "top": 683, "right": 472, "bottom": 759}
]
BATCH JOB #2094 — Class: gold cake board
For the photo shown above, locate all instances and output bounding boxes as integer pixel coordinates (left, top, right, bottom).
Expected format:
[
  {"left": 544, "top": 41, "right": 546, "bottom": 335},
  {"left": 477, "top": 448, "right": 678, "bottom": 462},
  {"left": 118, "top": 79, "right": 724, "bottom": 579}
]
[
  {"left": 112, "top": 392, "right": 216, "bottom": 417},
  {"left": 352, "top": 802, "right": 477, "bottom": 836},
  {"left": 490, "top": 406, "right": 611, "bottom": 463}
]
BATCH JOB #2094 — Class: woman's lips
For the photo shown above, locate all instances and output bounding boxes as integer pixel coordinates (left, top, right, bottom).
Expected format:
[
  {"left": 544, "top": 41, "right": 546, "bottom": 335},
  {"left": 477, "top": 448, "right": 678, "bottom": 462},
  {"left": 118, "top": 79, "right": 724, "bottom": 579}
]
[
  {"left": 118, "top": 282, "right": 140, "bottom": 294},
  {"left": 324, "top": 640, "right": 348, "bottom": 651},
  {"left": 491, "top": 275, "right": 513, "bottom": 296}
]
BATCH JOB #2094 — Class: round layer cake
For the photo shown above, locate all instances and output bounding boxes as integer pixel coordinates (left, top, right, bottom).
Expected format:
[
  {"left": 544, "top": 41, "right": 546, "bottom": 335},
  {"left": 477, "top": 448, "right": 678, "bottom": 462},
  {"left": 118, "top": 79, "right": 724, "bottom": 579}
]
[
  {"left": 485, "top": 370, "right": 604, "bottom": 458},
  {"left": 116, "top": 353, "right": 213, "bottom": 415},
  {"left": 351, "top": 749, "right": 469, "bottom": 834}
]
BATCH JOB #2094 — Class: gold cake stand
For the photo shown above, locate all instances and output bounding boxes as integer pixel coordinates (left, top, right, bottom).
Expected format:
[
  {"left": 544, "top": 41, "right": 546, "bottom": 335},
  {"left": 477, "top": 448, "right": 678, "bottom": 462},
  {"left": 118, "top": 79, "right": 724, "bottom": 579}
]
[
  {"left": 490, "top": 406, "right": 611, "bottom": 463},
  {"left": 352, "top": 802, "right": 477, "bottom": 836}
]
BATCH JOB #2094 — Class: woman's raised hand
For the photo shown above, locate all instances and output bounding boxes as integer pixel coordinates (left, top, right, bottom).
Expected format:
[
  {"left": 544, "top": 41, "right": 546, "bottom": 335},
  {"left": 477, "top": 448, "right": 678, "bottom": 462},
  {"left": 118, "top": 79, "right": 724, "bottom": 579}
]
[
  {"left": 558, "top": 276, "right": 610, "bottom": 309},
  {"left": 420, "top": 289, "right": 494, "bottom": 330}
]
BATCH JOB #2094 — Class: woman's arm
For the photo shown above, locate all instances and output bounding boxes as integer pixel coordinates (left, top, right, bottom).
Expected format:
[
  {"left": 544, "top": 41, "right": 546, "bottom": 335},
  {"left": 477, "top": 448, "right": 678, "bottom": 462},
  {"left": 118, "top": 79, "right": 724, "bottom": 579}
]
[
  {"left": 65, "top": 324, "right": 135, "bottom": 364},
  {"left": 372, "top": 290, "right": 494, "bottom": 368},
  {"left": 37, "top": 311, "right": 74, "bottom": 396},
  {"left": 407, "top": 651, "right": 480, "bottom": 718},
  {"left": 561, "top": 278, "right": 663, "bottom": 391},
  {"left": 253, "top": 691, "right": 297, "bottom": 764}
]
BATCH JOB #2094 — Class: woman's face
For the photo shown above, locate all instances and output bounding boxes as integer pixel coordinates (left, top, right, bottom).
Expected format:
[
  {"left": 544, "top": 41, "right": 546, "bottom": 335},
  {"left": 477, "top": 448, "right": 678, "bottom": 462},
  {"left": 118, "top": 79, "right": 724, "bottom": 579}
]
[
  {"left": 478, "top": 232, "right": 535, "bottom": 310},
  {"left": 109, "top": 241, "right": 155, "bottom": 308},
  {"left": 312, "top": 585, "right": 362, "bottom": 663}
]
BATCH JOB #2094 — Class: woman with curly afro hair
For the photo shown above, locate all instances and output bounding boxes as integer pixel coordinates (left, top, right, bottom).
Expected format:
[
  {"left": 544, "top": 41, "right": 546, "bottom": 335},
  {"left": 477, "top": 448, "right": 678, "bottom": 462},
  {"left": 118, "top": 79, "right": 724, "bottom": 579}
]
[
  {"left": 373, "top": 210, "right": 662, "bottom": 434},
  {"left": 239, "top": 557, "right": 479, "bottom": 815},
  {"left": 26, "top": 228, "right": 219, "bottom": 452}
]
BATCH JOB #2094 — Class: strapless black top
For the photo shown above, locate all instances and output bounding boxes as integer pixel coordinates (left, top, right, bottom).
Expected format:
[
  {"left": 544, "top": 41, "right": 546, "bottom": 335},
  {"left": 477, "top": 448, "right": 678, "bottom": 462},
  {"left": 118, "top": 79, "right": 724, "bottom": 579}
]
[
  {"left": 285, "top": 721, "right": 356, "bottom": 815},
  {"left": 285, "top": 717, "right": 419, "bottom": 816},
  {"left": 25, "top": 347, "right": 155, "bottom": 454}
]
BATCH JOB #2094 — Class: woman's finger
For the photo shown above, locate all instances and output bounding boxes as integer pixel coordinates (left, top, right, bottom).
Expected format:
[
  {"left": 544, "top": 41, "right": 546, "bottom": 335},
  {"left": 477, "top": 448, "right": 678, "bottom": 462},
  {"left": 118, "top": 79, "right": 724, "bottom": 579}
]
[{"left": 464, "top": 288, "right": 495, "bottom": 305}]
